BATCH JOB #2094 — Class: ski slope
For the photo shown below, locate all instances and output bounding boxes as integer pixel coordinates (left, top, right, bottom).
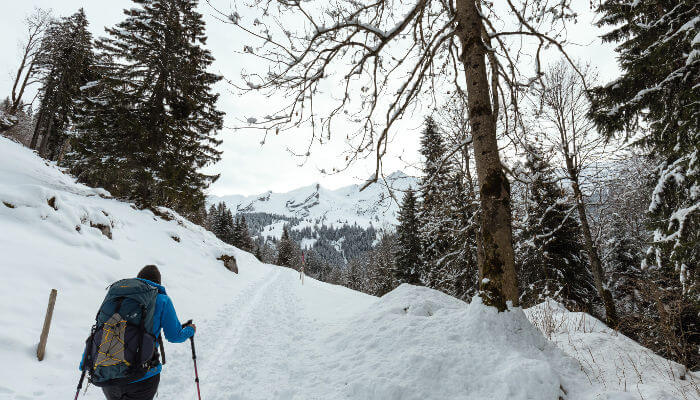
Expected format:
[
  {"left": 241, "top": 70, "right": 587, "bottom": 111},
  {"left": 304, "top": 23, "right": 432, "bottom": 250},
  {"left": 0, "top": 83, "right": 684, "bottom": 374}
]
[{"left": 0, "top": 136, "right": 697, "bottom": 400}]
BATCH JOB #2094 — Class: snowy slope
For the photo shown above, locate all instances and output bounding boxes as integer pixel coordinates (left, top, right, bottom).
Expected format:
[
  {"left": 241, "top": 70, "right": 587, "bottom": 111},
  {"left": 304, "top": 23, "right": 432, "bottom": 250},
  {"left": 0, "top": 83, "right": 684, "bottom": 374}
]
[
  {"left": 0, "top": 136, "right": 697, "bottom": 400},
  {"left": 211, "top": 171, "right": 417, "bottom": 231}
]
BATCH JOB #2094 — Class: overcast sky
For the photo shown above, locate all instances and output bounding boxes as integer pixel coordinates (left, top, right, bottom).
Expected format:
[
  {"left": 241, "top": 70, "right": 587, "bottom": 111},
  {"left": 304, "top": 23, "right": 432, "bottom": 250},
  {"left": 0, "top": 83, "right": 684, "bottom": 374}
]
[{"left": 0, "top": 1, "right": 621, "bottom": 196}]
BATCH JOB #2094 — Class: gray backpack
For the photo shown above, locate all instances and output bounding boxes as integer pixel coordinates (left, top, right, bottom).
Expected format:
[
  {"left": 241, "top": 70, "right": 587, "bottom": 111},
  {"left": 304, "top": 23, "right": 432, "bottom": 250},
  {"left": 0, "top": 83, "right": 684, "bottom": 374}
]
[{"left": 82, "top": 278, "right": 163, "bottom": 387}]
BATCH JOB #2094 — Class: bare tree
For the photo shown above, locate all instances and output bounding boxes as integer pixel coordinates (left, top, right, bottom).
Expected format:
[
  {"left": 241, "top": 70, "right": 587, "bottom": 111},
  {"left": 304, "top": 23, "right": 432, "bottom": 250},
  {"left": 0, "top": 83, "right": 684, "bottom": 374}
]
[
  {"left": 530, "top": 60, "right": 619, "bottom": 325},
  {"left": 214, "top": 0, "right": 584, "bottom": 311},
  {"left": 8, "top": 8, "right": 52, "bottom": 115},
  {"left": 436, "top": 94, "right": 484, "bottom": 272}
]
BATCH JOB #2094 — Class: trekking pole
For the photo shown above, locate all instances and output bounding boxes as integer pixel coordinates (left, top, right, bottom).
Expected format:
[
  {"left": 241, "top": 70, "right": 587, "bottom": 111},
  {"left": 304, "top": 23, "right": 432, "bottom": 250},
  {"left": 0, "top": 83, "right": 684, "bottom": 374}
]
[
  {"left": 183, "top": 320, "right": 201, "bottom": 400},
  {"left": 74, "top": 327, "right": 94, "bottom": 400},
  {"left": 74, "top": 367, "right": 86, "bottom": 400}
]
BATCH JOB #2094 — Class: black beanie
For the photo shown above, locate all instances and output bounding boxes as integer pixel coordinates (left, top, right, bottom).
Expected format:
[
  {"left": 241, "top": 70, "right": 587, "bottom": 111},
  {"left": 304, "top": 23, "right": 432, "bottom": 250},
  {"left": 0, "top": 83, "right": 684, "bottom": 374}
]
[{"left": 137, "top": 265, "right": 161, "bottom": 284}]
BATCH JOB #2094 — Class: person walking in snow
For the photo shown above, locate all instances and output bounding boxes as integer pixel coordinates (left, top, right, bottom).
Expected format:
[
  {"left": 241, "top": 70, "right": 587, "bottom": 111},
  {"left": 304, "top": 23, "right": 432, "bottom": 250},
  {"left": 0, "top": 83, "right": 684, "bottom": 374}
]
[{"left": 78, "top": 265, "right": 196, "bottom": 400}]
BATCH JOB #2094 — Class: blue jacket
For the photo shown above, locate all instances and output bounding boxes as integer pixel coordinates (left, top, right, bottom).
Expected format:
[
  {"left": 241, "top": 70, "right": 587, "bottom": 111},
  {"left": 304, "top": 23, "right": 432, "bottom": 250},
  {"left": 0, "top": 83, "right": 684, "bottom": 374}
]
[{"left": 80, "top": 279, "right": 195, "bottom": 383}]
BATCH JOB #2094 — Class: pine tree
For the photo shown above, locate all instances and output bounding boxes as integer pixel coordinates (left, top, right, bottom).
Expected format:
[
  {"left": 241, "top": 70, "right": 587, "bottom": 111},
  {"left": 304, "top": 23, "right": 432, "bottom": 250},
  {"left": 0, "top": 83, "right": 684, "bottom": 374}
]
[
  {"left": 393, "top": 188, "right": 422, "bottom": 285},
  {"left": 235, "top": 215, "right": 255, "bottom": 252},
  {"left": 417, "top": 117, "right": 452, "bottom": 287},
  {"left": 442, "top": 172, "right": 479, "bottom": 300},
  {"left": 276, "top": 226, "right": 297, "bottom": 268},
  {"left": 515, "top": 145, "right": 596, "bottom": 310},
  {"left": 69, "top": 0, "right": 224, "bottom": 216},
  {"left": 592, "top": 0, "right": 698, "bottom": 368},
  {"left": 368, "top": 233, "right": 397, "bottom": 296},
  {"left": 605, "top": 217, "right": 644, "bottom": 315},
  {"left": 31, "top": 9, "right": 94, "bottom": 160},
  {"left": 592, "top": 0, "right": 698, "bottom": 304}
]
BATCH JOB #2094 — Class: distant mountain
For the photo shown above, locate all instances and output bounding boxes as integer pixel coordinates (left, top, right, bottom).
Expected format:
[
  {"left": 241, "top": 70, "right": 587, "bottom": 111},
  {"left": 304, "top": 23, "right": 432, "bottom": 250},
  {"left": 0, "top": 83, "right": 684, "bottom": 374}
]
[
  {"left": 211, "top": 171, "right": 417, "bottom": 233},
  {"left": 209, "top": 171, "right": 418, "bottom": 265}
]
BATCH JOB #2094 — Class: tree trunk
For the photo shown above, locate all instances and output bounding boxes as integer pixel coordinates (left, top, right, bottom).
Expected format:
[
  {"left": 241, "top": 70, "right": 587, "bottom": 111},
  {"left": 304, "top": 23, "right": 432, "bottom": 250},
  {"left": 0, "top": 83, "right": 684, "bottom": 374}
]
[
  {"left": 568, "top": 168, "right": 618, "bottom": 326},
  {"left": 10, "top": 59, "right": 36, "bottom": 115},
  {"left": 30, "top": 104, "right": 46, "bottom": 150},
  {"left": 455, "top": 0, "right": 519, "bottom": 310},
  {"left": 38, "top": 116, "right": 55, "bottom": 158}
]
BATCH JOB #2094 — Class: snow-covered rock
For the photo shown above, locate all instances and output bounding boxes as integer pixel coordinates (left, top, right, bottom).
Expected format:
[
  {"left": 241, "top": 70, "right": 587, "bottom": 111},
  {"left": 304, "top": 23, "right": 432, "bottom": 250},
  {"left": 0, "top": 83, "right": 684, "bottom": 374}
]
[{"left": 0, "top": 110, "right": 18, "bottom": 132}]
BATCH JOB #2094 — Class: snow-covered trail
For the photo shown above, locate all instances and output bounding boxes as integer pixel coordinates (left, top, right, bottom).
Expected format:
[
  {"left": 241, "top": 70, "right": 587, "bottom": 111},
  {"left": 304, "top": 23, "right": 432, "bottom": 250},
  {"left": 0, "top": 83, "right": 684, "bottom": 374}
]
[{"left": 155, "top": 265, "right": 374, "bottom": 400}]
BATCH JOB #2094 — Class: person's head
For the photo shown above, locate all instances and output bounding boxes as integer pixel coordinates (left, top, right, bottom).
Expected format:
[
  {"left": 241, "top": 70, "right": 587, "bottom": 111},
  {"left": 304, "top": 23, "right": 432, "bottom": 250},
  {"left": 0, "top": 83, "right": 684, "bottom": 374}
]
[{"left": 137, "top": 265, "right": 161, "bottom": 284}]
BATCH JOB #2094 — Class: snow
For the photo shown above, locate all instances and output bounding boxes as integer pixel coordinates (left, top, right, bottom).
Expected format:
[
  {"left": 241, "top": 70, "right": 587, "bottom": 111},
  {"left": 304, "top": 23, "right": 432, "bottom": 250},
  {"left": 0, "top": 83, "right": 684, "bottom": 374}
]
[
  {"left": 525, "top": 300, "right": 698, "bottom": 400},
  {"left": 0, "top": 136, "right": 696, "bottom": 400}
]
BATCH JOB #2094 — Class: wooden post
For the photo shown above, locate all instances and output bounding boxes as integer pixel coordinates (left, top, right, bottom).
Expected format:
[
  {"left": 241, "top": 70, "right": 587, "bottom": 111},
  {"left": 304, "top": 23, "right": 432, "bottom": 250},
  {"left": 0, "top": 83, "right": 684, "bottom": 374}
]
[{"left": 37, "top": 289, "right": 57, "bottom": 361}]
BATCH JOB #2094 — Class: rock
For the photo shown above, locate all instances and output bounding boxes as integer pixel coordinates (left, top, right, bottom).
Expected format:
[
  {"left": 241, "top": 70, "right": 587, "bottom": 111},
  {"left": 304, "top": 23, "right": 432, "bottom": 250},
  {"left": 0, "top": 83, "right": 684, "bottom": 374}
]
[
  {"left": 90, "top": 222, "right": 112, "bottom": 239},
  {"left": 0, "top": 110, "right": 18, "bottom": 132},
  {"left": 217, "top": 254, "right": 238, "bottom": 274}
]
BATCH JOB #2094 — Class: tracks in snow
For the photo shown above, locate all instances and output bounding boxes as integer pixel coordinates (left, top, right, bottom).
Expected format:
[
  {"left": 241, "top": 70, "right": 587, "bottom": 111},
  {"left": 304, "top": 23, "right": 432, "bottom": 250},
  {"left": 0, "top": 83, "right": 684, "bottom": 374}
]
[{"left": 159, "top": 266, "right": 338, "bottom": 400}]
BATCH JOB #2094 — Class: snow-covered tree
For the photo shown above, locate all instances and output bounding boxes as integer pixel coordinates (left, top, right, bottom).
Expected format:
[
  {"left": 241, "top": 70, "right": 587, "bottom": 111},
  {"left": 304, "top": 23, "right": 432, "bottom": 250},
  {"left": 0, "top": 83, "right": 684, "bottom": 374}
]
[
  {"left": 417, "top": 117, "right": 452, "bottom": 287},
  {"left": 393, "top": 188, "right": 422, "bottom": 285},
  {"left": 277, "top": 226, "right": 299, "bottom": 268},
  {"left": 591, "top": 0, "right": 698, "bottom": 367},
  {"left": 441, "top": 172, "right": 479, "bottom": 301},
  {"left": 514, "top": 144, "right": 596, "bottom": 311},
  {"left": 592, "top": 0, "right": 698, "bottom": 302},
  {"left": 69, "top": 0, "right": 224, "bottom": 216},
  {"left": 31, "top": 9, "right": 94, "bottom": 160},
  {"left": 233, "top": 215, "right": 255, "bottom": 252},
  {"left": 367, "top": 233, "right": 397, "bottom": 296},
  {"left": 207, "top": 202, "right": 236, "bottom": 245}
]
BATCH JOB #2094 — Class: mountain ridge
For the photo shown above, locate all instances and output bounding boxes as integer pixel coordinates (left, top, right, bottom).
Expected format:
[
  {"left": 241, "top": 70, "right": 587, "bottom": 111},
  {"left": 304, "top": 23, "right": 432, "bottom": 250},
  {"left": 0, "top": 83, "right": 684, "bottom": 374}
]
[{"left": 210, "top": 170, "right": 418, "bottom": 230}]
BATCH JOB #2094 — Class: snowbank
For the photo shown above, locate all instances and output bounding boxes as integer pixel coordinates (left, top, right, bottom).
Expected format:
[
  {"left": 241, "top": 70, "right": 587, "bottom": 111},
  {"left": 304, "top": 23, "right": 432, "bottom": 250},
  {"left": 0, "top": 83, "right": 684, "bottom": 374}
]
[
  {"left": 526, "top": 300, "right": 699, "bottom": 400},
  {"left": 316, "top": 285, "right": 574, "bottom": 400}
]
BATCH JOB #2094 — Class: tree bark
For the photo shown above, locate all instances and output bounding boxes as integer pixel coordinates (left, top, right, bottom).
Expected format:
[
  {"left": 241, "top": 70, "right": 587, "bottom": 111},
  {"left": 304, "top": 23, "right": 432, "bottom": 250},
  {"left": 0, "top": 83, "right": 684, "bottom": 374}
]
[
  {"left": 38, "top": 116, "right": 55, "bottom": 158},
  {"left": 30, "top": 102, "right": 47, "bottom": 150},
  {"left": 455, "top": 0, "right": 519, "bottom": 310}
]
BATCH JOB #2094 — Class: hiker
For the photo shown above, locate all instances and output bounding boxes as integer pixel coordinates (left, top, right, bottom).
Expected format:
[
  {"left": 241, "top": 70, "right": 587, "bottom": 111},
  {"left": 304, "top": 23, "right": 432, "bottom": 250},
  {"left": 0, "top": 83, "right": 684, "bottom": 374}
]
[{"left": 78, "top": 265, "right": 196, "bottom": 400}]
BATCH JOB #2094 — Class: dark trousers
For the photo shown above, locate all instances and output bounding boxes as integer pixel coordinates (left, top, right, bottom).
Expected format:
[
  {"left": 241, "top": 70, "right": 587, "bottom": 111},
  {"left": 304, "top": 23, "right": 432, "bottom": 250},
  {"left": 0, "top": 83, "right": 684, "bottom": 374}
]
[{"left": 102, "top": 374, "right": 160, "bottom": 400}]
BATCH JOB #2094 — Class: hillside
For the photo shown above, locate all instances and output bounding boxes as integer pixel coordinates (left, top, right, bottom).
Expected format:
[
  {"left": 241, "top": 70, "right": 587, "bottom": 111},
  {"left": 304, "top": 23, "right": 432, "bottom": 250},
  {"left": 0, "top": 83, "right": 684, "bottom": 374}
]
[{"left": 0, "top": 136, "right": 697, "bottom": 400}]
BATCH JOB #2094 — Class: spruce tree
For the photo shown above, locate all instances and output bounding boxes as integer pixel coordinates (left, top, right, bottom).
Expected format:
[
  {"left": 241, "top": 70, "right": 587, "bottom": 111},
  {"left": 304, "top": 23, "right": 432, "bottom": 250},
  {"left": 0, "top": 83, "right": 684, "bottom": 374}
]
[
  {"left": 235, "top": 215, "right": 255, "bottom": 252},
  {"left": 393, "top": 188, "right": 422, "bottom": 285},
  {"left": 592, "top": 0, "right": 698, "bottom": 367},
  {"left": 31, "top": 9, "right": 94, "bottom": 160},
  {"left": 442, "top": 172, "right": 479, "bottom": 300},
  {"left": 605, "top": 218, "right": 644, "bottom": 315},
  {"left": 417, "top": 117, "right": 452, "bottom": 287},
  {"left": 591, "top": 0, "right": 698, "bottom": 305},
  {"left": 276, "top": 226, "right": 297, "bottom": 268},
  {"left": 515, "top": 145, "right": 596, "bottom": 310},
  {"left": 69, "top": 0, "right": 224, "bottom": 216}
]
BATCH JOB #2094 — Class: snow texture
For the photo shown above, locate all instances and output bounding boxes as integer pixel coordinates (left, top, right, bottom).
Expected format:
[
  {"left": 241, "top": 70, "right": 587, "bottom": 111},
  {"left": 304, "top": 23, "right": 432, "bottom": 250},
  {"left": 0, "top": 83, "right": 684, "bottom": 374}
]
[{"left": 0, "top": 136, "right": 696, "bottom": 400}]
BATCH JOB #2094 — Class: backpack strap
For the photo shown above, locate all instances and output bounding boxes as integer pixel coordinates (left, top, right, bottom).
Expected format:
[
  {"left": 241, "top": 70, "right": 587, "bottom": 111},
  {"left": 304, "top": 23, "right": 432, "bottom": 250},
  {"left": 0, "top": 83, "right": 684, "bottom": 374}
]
[{"left": 135, "top": 305, "right": 146, "bottom": 368}]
